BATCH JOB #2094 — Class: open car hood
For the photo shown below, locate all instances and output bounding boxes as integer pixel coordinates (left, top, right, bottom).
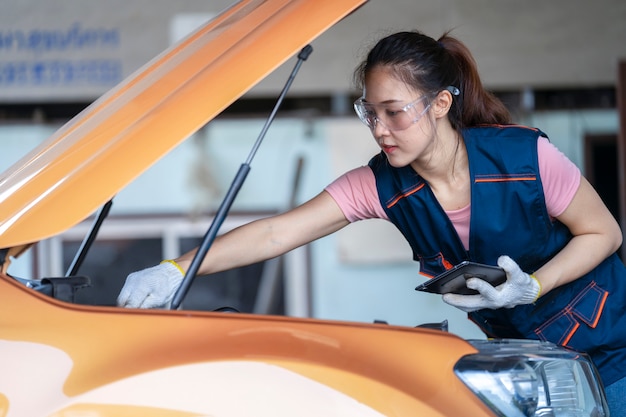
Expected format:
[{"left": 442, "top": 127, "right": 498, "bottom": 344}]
[{"left": 0, "top": 0, "right": 366, "bottom": 249}]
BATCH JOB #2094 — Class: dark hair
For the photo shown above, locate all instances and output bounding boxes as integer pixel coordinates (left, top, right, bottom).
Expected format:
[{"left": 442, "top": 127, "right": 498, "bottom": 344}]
[{"left": 354, "top": 31, "right": 511, "bottom": 132}]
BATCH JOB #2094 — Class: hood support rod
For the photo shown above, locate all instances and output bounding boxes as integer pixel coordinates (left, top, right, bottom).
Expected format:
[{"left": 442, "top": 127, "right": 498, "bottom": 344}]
[{"left": 170, "top": 45, "right": 313, "bottom": 310}]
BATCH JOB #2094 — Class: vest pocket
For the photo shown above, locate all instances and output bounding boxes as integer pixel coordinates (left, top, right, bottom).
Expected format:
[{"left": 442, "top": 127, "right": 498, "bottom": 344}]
[
  {"left": 417, "top": 253, "right": 455, "bottom": 278},
  {"left": 534, "top": 281, "right": 608, "bottom": 349}
]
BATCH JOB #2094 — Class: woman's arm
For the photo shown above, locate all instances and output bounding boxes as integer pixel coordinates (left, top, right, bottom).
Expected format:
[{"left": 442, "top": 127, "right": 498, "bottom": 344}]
[
  {"left": 533, "top": 176, "right": 623, "bottom": 294},
  {"left": 175, "top": 190, "right": 350, "bottom": 275},
  {"left": 118, "top": 189, "right": 352, "bottom": 308},
  {"left": 442, "top": 175, "right": 622, "bottom": 312}
]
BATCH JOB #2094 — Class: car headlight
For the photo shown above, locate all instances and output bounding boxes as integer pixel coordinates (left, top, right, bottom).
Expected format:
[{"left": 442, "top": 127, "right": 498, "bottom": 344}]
[{"left": 455, "top": 339, "right": 608, "bottom": 417}]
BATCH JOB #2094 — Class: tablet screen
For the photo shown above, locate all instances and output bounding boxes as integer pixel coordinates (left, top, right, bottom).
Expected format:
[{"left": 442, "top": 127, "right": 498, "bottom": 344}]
[{"left": 415, "top": 261, "right": 506, "bottom": 295}]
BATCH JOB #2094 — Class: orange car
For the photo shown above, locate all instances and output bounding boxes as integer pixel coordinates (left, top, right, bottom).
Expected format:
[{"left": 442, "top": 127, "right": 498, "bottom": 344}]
[{"left": 0, "top": 1, "right": 610, "bottom": 416}]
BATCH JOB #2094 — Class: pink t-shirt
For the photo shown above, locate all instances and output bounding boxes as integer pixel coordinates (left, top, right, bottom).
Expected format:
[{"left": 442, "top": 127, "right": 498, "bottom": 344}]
[{"left": 325, "top": 136, "right": 580, "bottom": 250}]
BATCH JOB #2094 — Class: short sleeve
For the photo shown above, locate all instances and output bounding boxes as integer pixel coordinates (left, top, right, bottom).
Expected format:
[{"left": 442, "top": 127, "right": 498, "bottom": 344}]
[
  {"left": 537, "top": 136, "right": 581, "bottom": 218},
  {"left": 324, "top": 166, "right": 388, "bottom": 222}
]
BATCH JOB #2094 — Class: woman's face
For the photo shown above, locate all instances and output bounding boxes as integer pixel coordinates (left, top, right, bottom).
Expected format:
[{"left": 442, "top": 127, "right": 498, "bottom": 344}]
[{"left": 361, "top": 65, "right": 435, "bottom": 168}]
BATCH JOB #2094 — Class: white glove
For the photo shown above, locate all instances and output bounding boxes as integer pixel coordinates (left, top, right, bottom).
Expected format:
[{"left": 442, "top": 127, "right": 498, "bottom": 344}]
[
  {"left": 117, "top": 261, "right": 184, "bottom": 309},
  {"left": 442, "top": 255, "right": 541, "bottom": 313}
]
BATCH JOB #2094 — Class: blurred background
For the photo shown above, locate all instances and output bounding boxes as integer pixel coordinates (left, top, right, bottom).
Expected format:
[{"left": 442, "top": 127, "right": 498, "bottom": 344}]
[{"left": 1, "top": 0, "right": 625, "bottom": 339}]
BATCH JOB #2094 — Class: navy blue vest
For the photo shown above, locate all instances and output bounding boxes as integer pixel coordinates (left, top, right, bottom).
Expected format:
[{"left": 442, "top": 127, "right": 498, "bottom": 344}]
[{"left": 369, "top": 125, "right": 626, "bottom": 386}]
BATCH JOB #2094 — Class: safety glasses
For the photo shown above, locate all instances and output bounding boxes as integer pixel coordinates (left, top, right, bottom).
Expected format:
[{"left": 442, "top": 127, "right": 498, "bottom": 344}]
[{"left": 353, "top": 95, "right": 431, "bottom": 131}]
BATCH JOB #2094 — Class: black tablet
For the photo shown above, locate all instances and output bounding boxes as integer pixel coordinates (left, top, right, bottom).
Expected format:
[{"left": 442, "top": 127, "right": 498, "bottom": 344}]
[{"left": 415, "top": 261, "right": 506, "bottom": 295}]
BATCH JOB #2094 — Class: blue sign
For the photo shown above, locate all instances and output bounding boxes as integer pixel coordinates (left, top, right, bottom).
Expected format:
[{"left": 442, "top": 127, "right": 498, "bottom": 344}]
[{"left": 0, "top": 23, "right": 123, "bottom": 89}]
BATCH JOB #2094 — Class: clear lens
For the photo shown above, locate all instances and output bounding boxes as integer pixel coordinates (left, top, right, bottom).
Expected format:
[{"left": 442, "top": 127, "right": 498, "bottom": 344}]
[
  {"left": 353, "top": 96, "right": 430, "bottom": 131},
  {"left": 455, "top": 339, "right": 609, "bottom": 417}
]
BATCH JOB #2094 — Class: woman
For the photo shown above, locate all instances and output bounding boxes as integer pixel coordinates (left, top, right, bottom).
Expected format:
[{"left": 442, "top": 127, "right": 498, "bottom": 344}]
[{"left": 118, "top": 30, "right": 626, "bottom": 411}]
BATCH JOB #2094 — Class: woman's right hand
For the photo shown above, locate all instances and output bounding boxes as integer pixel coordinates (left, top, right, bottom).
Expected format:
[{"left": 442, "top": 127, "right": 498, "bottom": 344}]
[{"left": 117, "top": 261, "right": 185, "bottom": 309}]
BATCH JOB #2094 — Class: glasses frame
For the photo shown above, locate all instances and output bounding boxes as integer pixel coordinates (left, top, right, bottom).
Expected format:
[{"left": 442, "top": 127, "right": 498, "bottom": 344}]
[{"left": 353, "top": 95, "right": 431, "bottom": 132}]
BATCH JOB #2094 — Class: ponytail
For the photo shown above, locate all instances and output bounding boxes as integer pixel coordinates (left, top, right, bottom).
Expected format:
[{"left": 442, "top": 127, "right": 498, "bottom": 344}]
[{"left": 438, "top": 33, "right": 511, "bottom": 128}]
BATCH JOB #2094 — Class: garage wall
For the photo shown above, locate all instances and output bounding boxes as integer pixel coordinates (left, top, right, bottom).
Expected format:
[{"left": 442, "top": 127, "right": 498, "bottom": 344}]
[{"left": 1, "top": 0, "right": 625, "bottom": 103}]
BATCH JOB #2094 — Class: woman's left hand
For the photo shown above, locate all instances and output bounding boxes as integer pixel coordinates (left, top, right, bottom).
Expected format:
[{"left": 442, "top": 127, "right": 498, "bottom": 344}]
[{"left": 442, "top": 256, "right": 541, "bottom": 312}]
